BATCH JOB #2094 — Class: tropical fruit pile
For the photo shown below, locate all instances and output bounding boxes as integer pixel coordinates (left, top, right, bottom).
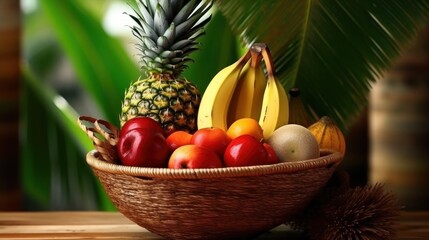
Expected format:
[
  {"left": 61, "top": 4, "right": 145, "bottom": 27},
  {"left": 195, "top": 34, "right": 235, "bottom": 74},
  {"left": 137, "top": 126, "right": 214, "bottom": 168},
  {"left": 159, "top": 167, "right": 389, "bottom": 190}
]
[{"left": 79, "top": 0, "right": 346, "bottom": 169}]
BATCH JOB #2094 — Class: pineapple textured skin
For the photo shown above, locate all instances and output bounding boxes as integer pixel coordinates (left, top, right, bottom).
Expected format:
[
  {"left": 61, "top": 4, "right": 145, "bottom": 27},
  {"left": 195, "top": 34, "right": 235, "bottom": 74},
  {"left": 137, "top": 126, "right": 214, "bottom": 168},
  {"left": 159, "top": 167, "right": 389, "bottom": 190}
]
[{"left": 121, "top": 75, "right": 201, "bottom": 134}]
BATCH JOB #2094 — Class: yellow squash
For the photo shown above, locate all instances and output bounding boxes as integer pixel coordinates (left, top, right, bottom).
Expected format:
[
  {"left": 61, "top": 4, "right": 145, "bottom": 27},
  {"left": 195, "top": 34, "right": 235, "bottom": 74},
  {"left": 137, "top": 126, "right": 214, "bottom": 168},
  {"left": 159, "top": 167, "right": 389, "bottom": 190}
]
[{"left": 308, "top": 116, "right": 346, "bottom": 155}]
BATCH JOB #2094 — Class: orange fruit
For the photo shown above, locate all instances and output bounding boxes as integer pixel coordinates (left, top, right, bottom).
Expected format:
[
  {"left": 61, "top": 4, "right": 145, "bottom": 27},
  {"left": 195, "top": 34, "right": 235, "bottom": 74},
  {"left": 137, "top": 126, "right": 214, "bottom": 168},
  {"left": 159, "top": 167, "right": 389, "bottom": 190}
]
[
  {"left": 227, "top": 118, "right": 264, "bottom": 140},
  {"left": 166, "top": 130, "right": 193, "bottom": 152}
]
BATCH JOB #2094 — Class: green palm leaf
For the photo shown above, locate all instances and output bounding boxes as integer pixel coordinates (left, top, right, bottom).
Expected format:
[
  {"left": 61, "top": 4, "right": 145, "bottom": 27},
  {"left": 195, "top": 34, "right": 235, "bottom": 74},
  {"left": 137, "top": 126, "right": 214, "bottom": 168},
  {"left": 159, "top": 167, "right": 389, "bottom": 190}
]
[
  {"left": 215, "top": 0, "right": 429, "bottom": 130},
  {"left": 39, "top": 0, "right": 139, "bottom": 126}
]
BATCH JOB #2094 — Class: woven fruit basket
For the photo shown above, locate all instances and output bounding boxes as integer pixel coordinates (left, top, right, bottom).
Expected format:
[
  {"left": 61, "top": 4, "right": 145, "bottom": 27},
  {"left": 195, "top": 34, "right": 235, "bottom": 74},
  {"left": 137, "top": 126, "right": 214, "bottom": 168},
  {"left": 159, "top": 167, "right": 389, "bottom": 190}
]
[{"left": 86, "top": 148, "right": 342, "bottom": 240}]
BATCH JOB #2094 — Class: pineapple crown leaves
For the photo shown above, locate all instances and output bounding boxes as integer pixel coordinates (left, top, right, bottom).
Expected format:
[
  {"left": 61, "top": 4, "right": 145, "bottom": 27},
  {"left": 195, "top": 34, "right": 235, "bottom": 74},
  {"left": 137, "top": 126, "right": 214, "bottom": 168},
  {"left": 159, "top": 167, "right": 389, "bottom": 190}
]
[{"left": 126, "top": 0, "right": 213, "bottom": 77}]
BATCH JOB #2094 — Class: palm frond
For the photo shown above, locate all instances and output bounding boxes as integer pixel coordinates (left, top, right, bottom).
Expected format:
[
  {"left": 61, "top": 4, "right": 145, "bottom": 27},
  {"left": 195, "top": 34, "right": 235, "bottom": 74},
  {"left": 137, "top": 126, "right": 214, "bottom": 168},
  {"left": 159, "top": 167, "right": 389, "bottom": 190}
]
[{"left": 215, "top": 0, "right": 429, "bottom": 130}]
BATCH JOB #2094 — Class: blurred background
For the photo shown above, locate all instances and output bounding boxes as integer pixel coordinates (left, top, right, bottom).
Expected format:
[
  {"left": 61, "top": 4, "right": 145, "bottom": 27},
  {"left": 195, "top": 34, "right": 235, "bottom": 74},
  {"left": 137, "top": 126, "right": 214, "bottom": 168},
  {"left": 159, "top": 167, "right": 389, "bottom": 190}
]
[{"left": 1, "top": 0, "right": 429, "bottom": 211}]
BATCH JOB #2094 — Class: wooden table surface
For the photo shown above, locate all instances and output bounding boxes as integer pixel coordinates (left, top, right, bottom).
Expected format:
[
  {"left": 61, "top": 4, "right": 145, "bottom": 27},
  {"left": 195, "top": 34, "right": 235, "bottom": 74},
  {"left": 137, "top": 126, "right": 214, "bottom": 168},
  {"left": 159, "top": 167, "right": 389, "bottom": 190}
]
[{"left": 0, "top": 211, "right": 428, "bottom": 239}]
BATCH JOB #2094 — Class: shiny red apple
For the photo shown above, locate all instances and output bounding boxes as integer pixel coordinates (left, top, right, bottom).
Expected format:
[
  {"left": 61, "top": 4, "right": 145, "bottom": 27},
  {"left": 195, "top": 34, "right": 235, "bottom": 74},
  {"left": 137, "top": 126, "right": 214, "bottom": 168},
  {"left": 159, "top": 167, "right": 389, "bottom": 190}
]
[
  {"left": 263, "top": 142, "right": 280, "bottom": 165},
  {"left": 120, "top": 116, "right": 166, "bottom": 137},
  {"left": 168, "top": 145, "right": 223, "bottom": 169},
  {"left": 223, "top": 135, "right": 270, "bottom": 167},
  {"left": 190, "top": 127, "right": 230, "bottom": 157},
  {"left": 117, "top": 128, "right": 169, "bottom": 167}
]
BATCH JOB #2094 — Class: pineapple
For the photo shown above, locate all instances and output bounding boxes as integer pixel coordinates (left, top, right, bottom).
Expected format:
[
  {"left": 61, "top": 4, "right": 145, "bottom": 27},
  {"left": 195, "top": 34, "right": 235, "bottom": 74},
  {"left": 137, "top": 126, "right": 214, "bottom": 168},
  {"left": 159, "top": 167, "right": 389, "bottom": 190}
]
[{"left": 121, "top": 0, "right": 212, "bottom": 134}]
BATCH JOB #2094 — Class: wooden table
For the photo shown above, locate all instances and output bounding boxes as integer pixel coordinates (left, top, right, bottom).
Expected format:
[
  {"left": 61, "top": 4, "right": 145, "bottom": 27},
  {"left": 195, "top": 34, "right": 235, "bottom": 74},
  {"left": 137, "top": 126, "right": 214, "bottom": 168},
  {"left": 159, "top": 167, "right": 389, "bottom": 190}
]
[{"left": 0, "top": 211, "right": 428, "bottom": 239}]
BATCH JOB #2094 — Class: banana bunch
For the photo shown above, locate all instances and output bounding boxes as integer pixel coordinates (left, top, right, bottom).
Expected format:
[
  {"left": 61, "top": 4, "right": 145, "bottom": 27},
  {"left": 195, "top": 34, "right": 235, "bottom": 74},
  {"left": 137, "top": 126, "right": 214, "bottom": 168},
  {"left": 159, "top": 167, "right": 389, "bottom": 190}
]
[{"left": 197, "top": 43, "right": 289, "bottom": 139}]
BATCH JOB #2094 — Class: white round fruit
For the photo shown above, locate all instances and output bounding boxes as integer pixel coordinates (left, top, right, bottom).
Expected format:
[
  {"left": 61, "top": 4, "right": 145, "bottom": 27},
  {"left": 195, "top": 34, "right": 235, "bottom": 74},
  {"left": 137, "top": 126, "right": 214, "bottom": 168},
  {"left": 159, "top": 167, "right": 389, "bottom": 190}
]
[{"left": 267, "top": 124, "right": 320, "bottom": 162}]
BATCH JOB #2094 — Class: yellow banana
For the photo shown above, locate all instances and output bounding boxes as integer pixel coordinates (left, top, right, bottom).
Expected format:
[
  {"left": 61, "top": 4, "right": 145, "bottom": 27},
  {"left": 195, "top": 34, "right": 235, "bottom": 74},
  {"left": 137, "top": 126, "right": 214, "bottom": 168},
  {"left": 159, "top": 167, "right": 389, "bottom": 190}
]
[
  {"left": 276, "top": 77, "right": 289, "bottom": 127},
  {"left": 248, "top": 44, "right": 267, "bottom": 121},
  {"left": 258, "top": 74, "right": 289, "bottom": 139},
  {"left": 257, "top": 44, "right": 289, "bottom": 139},
  {"left": 226, "top": 61, "right": 251, "bottom": 126},
  {"left": 226, "top": 51, "right": 265, "bottom": 126},
  {"left": 197, "top": 50, "right": 251, "bottom": 131},
  {"left": 250, "top": 58, "right": 267, "bottom": 120}
]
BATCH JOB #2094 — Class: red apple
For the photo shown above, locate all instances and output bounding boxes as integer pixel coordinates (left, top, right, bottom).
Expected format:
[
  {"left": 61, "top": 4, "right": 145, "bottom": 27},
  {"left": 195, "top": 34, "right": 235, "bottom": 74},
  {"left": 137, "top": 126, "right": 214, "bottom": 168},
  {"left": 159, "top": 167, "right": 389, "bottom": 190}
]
[
  {"left": 166, "top": 130, "right": 193, "bottom": 152},
  {"left": 223, "top": 135, "right": 270, "bottom": 167},
  {"left": 263, "top": 142, "right": 280, "bottom": 165},
  {"left": 190, "top": 127, "right": 230, "bottom": 157},
  {"left": 117, "top": 128, "right": 169, "bottom": 167},
  {"left": 120, "top": 117, "right": 166, "bottom": 137},
  {"left": 168, "top": 145, "right": 223, "bottom": 169}
]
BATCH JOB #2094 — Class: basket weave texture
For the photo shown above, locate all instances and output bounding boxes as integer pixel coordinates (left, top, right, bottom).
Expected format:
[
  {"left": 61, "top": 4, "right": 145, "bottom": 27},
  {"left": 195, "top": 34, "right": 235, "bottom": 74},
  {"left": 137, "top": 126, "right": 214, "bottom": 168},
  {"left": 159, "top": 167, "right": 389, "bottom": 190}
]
[{"left": 87, "top": 149, "right": 342, "bottom": 240}]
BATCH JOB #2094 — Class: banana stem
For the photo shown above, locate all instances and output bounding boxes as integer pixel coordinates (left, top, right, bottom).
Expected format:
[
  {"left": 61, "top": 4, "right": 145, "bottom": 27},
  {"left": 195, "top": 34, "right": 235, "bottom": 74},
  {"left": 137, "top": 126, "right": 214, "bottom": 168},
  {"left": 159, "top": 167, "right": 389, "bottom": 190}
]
[
  {"left": 261, "top": 47, "right": 276, "bottom": 77},
  {"left": 249, "top": 45, "right": 263, "bottom": 68},
  {"left": 250, "top": 43, "right": 276, "bottom": 77}
]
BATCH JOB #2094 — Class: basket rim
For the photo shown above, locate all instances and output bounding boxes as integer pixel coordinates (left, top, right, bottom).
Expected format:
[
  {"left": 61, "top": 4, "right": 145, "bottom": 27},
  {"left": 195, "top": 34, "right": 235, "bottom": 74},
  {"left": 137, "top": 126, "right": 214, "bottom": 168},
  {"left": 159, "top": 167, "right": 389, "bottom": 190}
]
[{"left": 86, "top": 149, "right": 343, "bottom": 179}]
